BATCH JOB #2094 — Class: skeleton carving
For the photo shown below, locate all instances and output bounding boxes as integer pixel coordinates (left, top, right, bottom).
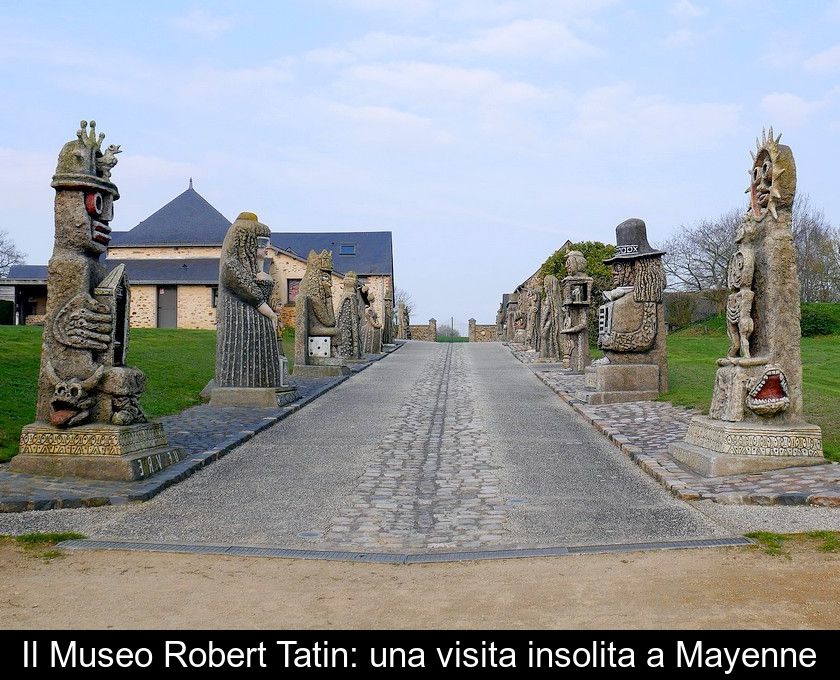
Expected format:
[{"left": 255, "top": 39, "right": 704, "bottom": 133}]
[{"left": 44, "top": 362, "right": 103, "bottom": 428}]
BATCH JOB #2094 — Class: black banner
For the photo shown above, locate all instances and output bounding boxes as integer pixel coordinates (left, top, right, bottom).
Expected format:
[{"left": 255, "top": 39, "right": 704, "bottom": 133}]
[{"left": 2, "top": 630, "right": 832, "bottom": 676}]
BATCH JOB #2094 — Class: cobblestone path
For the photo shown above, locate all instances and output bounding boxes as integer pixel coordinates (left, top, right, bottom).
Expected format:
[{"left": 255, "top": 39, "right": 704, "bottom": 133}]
[{"left": 326, "top": 344, "right": 507, "bottom": 549}]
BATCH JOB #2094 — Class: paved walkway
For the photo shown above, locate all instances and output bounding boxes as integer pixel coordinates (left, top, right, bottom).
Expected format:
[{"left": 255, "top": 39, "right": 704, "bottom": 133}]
[{"left": 0, "top": 343, "right": 734, "bottom": 550}]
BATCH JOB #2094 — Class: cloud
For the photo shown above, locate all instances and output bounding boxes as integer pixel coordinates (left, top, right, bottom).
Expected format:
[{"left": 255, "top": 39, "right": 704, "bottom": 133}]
[
  {"left": 447, "top": 19, "right": 601, "bottom": 60},
  {"left": 569, "top": 84, "right": 740, "bottom": 153},
  {"left": 664, "top": 29, "right": 695, "bottom": 48},
  {"left": 328, "top": 103, "right": 455, "bottom": 144},
  {"left": 669, "top": 0, "right": 707, "bottom": 20},
  {"left": 804, "top": 44, "right": 840, "bottom": 72},
  {"left": 347, "top": 62, "right": 545, "bottom": 104},
  {"left": 169, "top": 9, "right": 236, "bottom": 39},
  {"left": 759, "top": 92, "right": 822, "bottom": 128}
]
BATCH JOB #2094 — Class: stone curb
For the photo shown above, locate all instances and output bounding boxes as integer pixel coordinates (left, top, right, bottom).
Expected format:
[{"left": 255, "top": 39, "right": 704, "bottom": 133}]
[
  {"left": 0, "top": 343, "right": 405, "bottom": 513},
  {"left": 515, "top": 348, "right": 838, "bottom": 508}
]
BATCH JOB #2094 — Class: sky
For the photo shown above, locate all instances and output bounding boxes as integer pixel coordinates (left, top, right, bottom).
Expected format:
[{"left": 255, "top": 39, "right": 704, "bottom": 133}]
[{"left": 1, "top": 1, "right": 839, "bottom": 330}]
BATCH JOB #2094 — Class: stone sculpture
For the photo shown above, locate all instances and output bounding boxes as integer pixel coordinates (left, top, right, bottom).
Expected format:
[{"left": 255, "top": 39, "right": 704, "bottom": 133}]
[
  {"left": 526, "top": 287, "right": 542, "bottom": 352},
  {"left": 337, "top": 272, "right": 363, "bottom": 360},
  {"left": 670, "top": 128, "right": 824, "bottom": 475},
  {"left": 579, "top": 219, "right": 667, "bottom": 403},
  {"left": 210, "top": 212, "right": 295, "bottom": 407},
  {"left": 12, "top": 120, "right": 182, "bottom": 480},
  {"left": 396, "top": 300, "right": 410, "bottom": 340},
  {"left": 539, "top": 275, "right": 562, "bottom": 359},
  {"left": 293, "top": 249, "right": 348, "bottom": 376},
  {"left": 361, "top": 289, "right": 383, "bottom": 354},
  {"left": 558, "top": 250, "right": 593, "bottom": 372},
  {"left": 382, "top": 280, "right": 395, "bottom": 345}
]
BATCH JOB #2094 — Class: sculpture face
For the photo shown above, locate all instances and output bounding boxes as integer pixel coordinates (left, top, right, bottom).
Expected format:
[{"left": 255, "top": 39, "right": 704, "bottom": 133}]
[
  {"left": 748, "top": 127, "right": 796, "bottom": 220},
  {"left": 612, "top": 261, "right": 634, "bottom": 287},
  {"left": 85, "top": 190, "right": 115, "bottom": 252}
]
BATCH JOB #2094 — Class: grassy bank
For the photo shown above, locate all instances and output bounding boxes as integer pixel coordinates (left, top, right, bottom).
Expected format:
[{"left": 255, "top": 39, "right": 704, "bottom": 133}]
[
  {"left": 663, "top": 313, "right": 840, "bottom": 462},
  {"left": 0, "top": 327, "right": 294, "bottom": 462}
]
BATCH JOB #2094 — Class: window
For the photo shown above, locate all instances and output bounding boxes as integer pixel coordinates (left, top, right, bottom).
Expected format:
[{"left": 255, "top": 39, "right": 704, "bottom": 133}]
[
  {"left": 211, "top": 286, "right": 218, "bottom": 308},
  {"left": 339, "top": 244, "right": 356, "bottom": 256},
  {"left": 287, "top": 279, "right": 301, "bottom": 303}
]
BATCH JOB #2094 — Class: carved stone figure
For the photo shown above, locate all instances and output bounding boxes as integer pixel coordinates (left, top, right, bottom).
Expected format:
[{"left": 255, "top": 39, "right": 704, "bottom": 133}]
[
  {"left": 210, "top": 212, "right": 294, "bottom": 407},
  {"left": 558, "top": 250, "right": 593, "bottom": 372},
  {"left": 337, "top": 272, "right": 363, "bottom": 360},
  {"left": 382, "top": 280, "right": 395, "bottom": 345},
  {"left": 396, "top": 301, "right": 410, "bottom": 340},
  {"left": 527, "top": 287, "right": 542, "bottom": 352},
  {"left": 361, "top": 289, "right": 383, "bottom": 354},
  {"left": 579, "top": 219, "right": 668, "bottom": 403},
  {"left": 539, "top": 276, "right": 562, "bottom": 359},
  {"left": 293, "top": 249, "right": 348, "bottom": 376},
  {"left": 670, "top": 128, "right": 824, "bottom": 475},
  {"left": 12, "top": 120, "right": 182, "bottom": 481}
]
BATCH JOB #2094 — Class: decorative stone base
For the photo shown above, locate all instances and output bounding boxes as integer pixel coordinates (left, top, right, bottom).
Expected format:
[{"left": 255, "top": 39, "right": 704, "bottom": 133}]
[
  {"left": 209, "top": 386, "right": 297, "bottom": 408},
  {"left": 577, "top": 364, "right": 660, "bottom": 404},
  {"left": 293, "top": 364, "right": 351, "bottom": 378},
  {"left": 12, "top": 422, "right": 184, "bottom": 481},
  {"left": 669, "top": 415, "right": 825, "bottom": 477}
]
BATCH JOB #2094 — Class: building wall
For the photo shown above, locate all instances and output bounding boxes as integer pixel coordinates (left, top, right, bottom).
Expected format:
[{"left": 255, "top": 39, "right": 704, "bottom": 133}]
[
  {"left": 130, "top": 285, "right": 157, "bottom": 328},
  {"left": 109, "top": 246, "right": 221, "bottom": 259},
  {"left": 409, "top": 319, "right": 437, "bottom": 342},
  {"left": 177, "top": 285, "right": 217, "bottom": 329}
]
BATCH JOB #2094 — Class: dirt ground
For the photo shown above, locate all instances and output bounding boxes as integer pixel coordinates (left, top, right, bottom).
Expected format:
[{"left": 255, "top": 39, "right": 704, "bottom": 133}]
[{"left": 2, "top": 542, "right": 838, "bottom": 629}]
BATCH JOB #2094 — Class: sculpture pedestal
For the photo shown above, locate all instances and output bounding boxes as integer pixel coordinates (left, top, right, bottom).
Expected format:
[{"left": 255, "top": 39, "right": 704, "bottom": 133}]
[
  {"left": 577, "top": 364, "right": 660, "bottom": 404},
  {"left": 12, "top": 421, "right": 183, "bottom": 481},
  {"left": 669, "top": 415, "right": 825, "bottom": 477},
  {"left": 210, "top": 386, "right": 297, "bottom": 408},
  {"left": 293, "top": 357, "right": 351, "bottom": 378}
]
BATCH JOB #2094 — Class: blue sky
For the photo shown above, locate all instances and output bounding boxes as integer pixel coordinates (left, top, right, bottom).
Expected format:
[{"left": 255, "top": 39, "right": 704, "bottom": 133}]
[{"left": 2, "top": 1, "right": 839, "bottom": 328}]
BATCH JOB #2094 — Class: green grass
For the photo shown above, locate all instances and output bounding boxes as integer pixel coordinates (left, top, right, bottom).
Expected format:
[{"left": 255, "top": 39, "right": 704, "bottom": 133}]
[
  {"left": 438, "top": 336, "right": 469, "bottom": 342},
  {"left": 662, "top": 314, "right": 840, "bottom": 462},
  {"left": 14, "top": 531, "right": 85, "bottom": 546},
  {"left": 745, "top": 530, "right": 840, "bottom": 556}
]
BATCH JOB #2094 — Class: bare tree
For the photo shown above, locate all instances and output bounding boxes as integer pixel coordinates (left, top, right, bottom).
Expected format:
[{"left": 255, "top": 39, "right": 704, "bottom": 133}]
[
  {"left": 662, "top": 208, "right": 742, "bottom": 291},
  {"left": 394, "top": 287, "right": 415, "bottom": 316},
  {"left": 0, "top": 230, "right": 25, "bottom": 278},
  {"left": 792, "top": 193, "right": 840, "bottom": 302},
  {"left": 436, "top": 323, "right": 460, "bottom": 338}
]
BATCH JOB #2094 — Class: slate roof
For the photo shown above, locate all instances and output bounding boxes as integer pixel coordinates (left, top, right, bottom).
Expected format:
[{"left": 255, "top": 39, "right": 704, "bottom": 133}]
[
  {"left": 109, "top": 186, "right": 231, "bottom": 246},
  {"left": 272, "top": 232, "right": 393, "bottom": 276},
  {"left": 4, "top": 260, "right": 220, "bottom": 285}
]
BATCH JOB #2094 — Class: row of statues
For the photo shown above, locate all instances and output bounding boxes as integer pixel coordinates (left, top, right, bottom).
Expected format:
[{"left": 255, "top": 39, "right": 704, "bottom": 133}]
[{"left": 500, "top": 126, "right": 824, "bottom": 475}]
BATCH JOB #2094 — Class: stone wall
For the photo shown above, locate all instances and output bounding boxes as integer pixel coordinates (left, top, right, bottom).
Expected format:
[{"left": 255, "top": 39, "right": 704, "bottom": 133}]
[
  {"left": 468, "top": 319, "right": 498, "bottom": 342},
  {"left": 177, "top": 285, "right": 217, "bottom": 329},
  {"left": 409, "top": 318, "right": 437, "bottom": 342},
  {"left": 108, "top": 246, "right": 221, "bottom": 259},
  {"left": 130, "top": 285, "right": 157, "bottom": 328}
]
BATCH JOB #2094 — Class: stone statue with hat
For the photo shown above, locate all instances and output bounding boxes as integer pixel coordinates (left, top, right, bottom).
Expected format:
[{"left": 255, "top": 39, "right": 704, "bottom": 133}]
[{"left": 579, "top": 218, "right": 668, "bottom": 403}]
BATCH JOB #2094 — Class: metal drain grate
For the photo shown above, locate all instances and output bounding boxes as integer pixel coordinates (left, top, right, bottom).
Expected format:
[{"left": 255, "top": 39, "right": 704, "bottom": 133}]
[{"left": 58, "top": 536, "right": 752, "bottom": 563}]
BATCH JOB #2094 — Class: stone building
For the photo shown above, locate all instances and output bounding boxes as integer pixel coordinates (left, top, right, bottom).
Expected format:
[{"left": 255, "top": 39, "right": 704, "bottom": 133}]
[{"left": 1, "top": 183, "right": 394, "bottom": 330}]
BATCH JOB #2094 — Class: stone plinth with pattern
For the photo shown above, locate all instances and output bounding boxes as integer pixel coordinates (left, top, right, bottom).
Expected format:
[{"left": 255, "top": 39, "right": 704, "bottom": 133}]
[
  {"left": 578, "top": 219, "right": 668, "bottom": 404},
  {"left": 10, "top": 121, "right": 182, "bottom": 480},
  {"left": 671, "top": 128, "right": 825, "bottom": 476}
]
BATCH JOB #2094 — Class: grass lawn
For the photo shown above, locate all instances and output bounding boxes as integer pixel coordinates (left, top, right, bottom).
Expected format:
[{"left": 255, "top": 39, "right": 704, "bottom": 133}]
[
  {"left": 0, "top": 326, "right": 295, "bottom": 462},
  {"left": 663, "top": 313, "right": 840, "bottom": 462}
]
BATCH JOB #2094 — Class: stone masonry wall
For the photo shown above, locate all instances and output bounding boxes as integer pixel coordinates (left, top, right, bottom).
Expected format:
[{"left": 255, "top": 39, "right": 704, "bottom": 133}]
[
  {"left": 177, "top": 285, "right": 217, "bottom": 329},
  {"left": 468, "top": 320, "right": 498, "bottom": 342},
  {"left": 409, "top": 319, "right": 437, "bottom": 342},
  {"left": 108, "top": 246, "right": 222, "bottom": 259},
  {"left": 130, "top": 285, "right": 157, "bottom": 328}
]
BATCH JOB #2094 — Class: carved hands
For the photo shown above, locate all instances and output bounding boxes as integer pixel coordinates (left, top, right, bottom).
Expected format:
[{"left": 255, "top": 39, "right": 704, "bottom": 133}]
[{"left": 54, "top": 293, "right": 113, "bottom": 351}]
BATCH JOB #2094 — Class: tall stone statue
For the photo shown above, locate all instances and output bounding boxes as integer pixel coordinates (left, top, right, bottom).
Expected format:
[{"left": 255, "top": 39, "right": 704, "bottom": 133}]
[
  {"left": 558, "top": 250, "right": 593, "bottom": 372},
  {"left": 670, "top": 128, "right": 824, "bottom": 475},
  {"left": 361, "top": 289, "right": 383, "bottom": 354},
  {"left": 538, "top": 276, "right": 561, "bottom": 359},
  {"left": 396, "top": 300, "right": 410, "bottom": 340},
  {"left": 382, "top": 279, "right": 394, "bottom": 345},
  {"left": 579, "top": 219, "right": 667, "bottom": 404},
  {"left": 12, "top": 120, "right": 182, "bottom": 480},
  {"left": 293, "top": 249, "right": 348, "bottom": 377},
  {"left": 210, "top": 212, "right": 295, "bottom": 407},
  {"left": 526, "top": 287, "right": 542, "bottom": 352},
  {"left": 336, "top": 272, "right": 363, "bottom": 360}
]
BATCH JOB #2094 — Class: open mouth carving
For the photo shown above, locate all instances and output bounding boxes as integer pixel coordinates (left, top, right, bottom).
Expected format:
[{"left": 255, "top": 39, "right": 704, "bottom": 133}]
[
  {"left": 746, "top": 366, "right": 790, "bottom": 416},
  {"left": 92, "top": 220, "right": 111, "bottom": 246}
]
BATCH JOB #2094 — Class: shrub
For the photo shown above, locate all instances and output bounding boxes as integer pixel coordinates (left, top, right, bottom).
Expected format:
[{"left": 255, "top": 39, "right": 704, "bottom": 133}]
[{"left": 800, "top": 305, "right": 839, "bottom": 337}]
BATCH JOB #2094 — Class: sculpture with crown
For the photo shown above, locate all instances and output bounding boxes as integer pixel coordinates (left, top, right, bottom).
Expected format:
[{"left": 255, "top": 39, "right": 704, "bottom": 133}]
[
  {"left": 670, "top": 128, "right": 825, "bottom": 475},
  {"left": 12, "top": 120, "right": 183, "bottom": 481},
  {"left": 293, "top": 249, "right": 351, "bottom": 377}
]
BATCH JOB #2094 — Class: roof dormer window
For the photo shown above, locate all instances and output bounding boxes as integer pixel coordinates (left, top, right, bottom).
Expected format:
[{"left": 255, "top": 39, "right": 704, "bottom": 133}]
[{"left": 339, "top": 244, "right": 356, "bottom": 256}]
